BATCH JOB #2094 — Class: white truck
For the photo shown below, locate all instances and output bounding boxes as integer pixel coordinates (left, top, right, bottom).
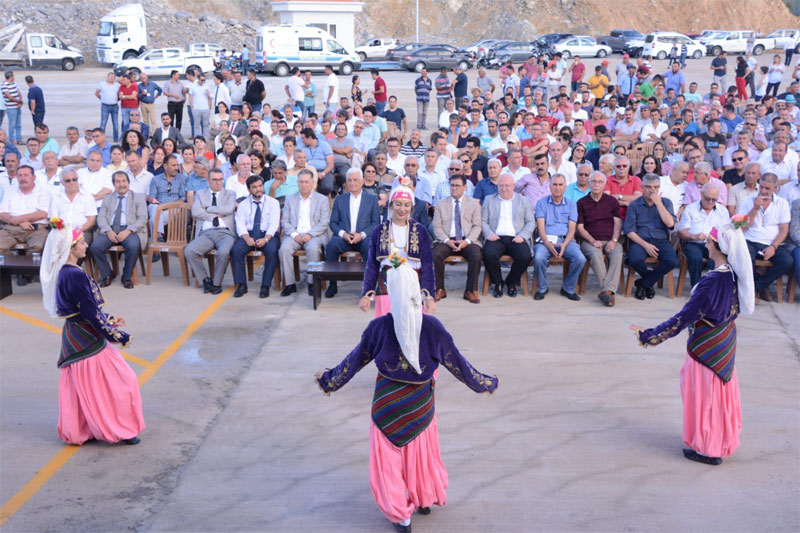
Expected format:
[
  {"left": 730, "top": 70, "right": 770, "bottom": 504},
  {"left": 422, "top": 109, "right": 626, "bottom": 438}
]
[
  {"left": 355, "top": 37, "right": 398, "bottom": 61},
  {"left": 764, "top": 29, "right": 800, "bottom": 54},
  {"left": 0, "top": 23, "right": 84, "bottom": 70},
  {"left": 96, "top": 4, "right": 148, "bottom": 64},
  {"left": 704, "top": 31, "right": 774, "bottom": 56},
  {"left": 112, "top": 44, "right": 220, "bottom": 77}
]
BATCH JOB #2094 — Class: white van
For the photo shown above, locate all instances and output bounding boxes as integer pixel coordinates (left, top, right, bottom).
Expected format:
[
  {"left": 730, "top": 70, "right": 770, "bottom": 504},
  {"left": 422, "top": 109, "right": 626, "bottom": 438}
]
[
  {"left": 643, "top": 32, "right": 704, "bottom": 60},
  {"left": 254, "top": 25, "right": 361, "bottom": 76}
]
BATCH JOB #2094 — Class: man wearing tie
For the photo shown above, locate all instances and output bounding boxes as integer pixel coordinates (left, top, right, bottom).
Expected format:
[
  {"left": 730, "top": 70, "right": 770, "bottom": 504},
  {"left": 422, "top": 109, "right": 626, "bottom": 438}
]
[
  {"left": 432, "top": 174, "right": 483, "bottom": 303},
  {"left": 227, "top": 107, "right": 248, "bottom": 139},
  {"left": 324, "top": 168, "right": 381, "bottom": 298},
  {"left": 91, "top": 171, "right": 149, "bottom": 289},
  {"left": 231, "top": 175, "right": 281, "bottom": 298},
  {"left": 279, "top": 169, "right": 331, "bottom": 296},
  {"left": 185, "top": 168, "right": 237, "bottom": 295},
  {"left": 212, "top": 73, "right": 231, "bottom": 112}
]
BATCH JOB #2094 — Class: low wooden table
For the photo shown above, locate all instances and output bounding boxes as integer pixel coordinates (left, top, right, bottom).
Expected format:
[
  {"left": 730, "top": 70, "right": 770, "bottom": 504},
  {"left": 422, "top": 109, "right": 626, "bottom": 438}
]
[
  {"left": 309, "top": 261, "right": 366, "bottom": 310},
  {"left": 0, "top": 255, "right": 40, "bottom": 300}
]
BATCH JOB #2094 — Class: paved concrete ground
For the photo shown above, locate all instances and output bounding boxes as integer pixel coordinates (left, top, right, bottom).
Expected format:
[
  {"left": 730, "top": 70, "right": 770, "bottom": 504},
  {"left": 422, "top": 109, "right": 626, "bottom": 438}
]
[
  {"left": 6, "top": 53, "right": 798, "bottom": 145},
  {"left": 0, "top": 261, "right": 798, "bottom": 532}
]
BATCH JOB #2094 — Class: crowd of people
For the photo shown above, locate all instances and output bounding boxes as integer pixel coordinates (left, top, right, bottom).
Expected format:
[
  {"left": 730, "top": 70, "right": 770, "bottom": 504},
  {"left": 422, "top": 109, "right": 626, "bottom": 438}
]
[{"left": 0, "top": 49, "right": 799, "bottom": 306}]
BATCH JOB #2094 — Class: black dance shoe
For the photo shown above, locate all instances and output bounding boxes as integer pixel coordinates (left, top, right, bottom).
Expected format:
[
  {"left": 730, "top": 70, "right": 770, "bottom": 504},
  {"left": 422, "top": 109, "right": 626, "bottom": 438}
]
[{"left": 682, "top": 448, "right": 722, "bottom": 465}]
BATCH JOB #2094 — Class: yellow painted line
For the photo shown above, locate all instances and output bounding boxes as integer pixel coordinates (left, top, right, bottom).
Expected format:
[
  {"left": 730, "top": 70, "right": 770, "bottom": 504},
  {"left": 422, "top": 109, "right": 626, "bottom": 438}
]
[
  {"left": 0, "top": 306, "right": 151, "bottom": 369},
  {"left": 0, "top": 286, "right": 235, "bottom": 526}
]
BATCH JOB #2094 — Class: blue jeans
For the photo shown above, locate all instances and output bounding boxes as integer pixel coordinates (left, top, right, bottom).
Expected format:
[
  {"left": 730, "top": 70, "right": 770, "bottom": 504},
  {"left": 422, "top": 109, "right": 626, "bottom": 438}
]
[
  {"left": 375, "top": 100, "right": 386, "bottom": 116},
  {"left": 6, "top": 107, "right": 22, "bottom": 143},
  {"left": 100, "top": 103, "right": 119, "bottom": 142},
  {"left": 187, "top": 105, "right": 196, "bottom": 137},
  {"left": 533, "top": 241, "right": 586, "bottom": 294},
  {"left": 120, "top": 107, "right": 134, "bottom": 134},
  {"left": 746, "top": 241, "right": 793, "bottom": 291},
  {"left": 628, "top": 239, "right": 679, "bottom": 288},
  {"left": 792, "top": 247, "right": 800, "bottom": 291},
  {"left": 32, "top": 110, "right": 45, "bottom": 128},
  {"left": 683, "top": 241, "right": 714, "bottom": 288}
]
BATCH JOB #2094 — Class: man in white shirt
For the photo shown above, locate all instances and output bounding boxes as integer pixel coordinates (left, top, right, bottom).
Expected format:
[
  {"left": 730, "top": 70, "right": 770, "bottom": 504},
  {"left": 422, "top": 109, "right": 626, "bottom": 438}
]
[
  {"left": 0, "top": 165, "right": 50, "bottom": 254},
  {"left": 419, "top": 148, "right": 446, "bottom": 193},
  {"left": 659, "top": 161, "right": 689, "bottom": 212},
  {"left": 20, "top": 138, "right": 44, "bottom": 172},
  {"left": 727, "top": 162, "right": 760, "bottom": 216},
  {"left": 126, "top": 151, "right": 154, "bottom": 195},
  {"left": 49, "top": 168, "right": 97, "bottom": 246},
  {"left": 737, "top": 173, "right": 792, "bottom": 302},
  {"left": 188, "top": 74, "right": 213, "bottom": 140},
  {"left": 323, "top": 65, "right": 339, "bottom": 112},
  {"left": 677, "top": 182, "right": 731, "bottom": 287},
  {"left": 438, "top": 98, "right": 456, "bottom": 129},
  {"left": 285, "top": 67, "right": 306, "bottom": 112},
  {"left": 758, "top": 141, "right": 798, "bottom": 185},
  {"left": 547, "top": 141, "right": 577, "bottom": 185},
  {"left": 226, "top": 70, "right": 247, "bottom": 110},
  {"left": 58, "top": 126, "right": 88, "bottom": 168},
  {"left": 211, "top": 72, "right": 231, "bottom": 111},
  {"left": 77, "top": 151, "right": 113, "bottom": 207},
  {"left": 384, "top": 137, "right": 406, "bottom": 175},
  {"left": 639, "top": 108, "right": 669, "bottom": 142},
  {"left": 231, "top": 175, "right": 281, "bottom": 298},
  {"left": 35, "top": 151, "right": 62, "bottom": 192},
  {"left": 502, "top": 147, "right": 528, "bottom": 183}
]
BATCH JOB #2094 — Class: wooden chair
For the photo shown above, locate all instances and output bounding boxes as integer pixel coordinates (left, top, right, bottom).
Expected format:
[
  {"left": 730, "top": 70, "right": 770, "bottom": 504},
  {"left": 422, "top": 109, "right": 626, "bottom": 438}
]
[
  {"left": 754, "top": 259, "right": 784, "bottom": 303},
  {"left": 105, "top": 245, "right": 146, "bottom": 285},
  {"left": 624, "top": 257, "right": 675, "bottom": 298},
  {"left": 12, "top": 243, "right": 28, "bottom": 254},
  {"left": 787, "top": 271, "right": 796, "bottom": 304},
  {"left": 531, "top": 255, "right": 570, "bottom": 294},
  {"left": 576, "top": 255, "right": 626, "bottom": 296},
  {"left": 244, "top": 250, "right": 282, "bottom": 289},
  {"left": 339, "top": 251, "right": 363, "bottom": 263},
  {"left": 145, "top": 201, "right": 191, "bottom": 286},
  {"left": 481, "top": 255, "right": 529, "bottom": 296}
]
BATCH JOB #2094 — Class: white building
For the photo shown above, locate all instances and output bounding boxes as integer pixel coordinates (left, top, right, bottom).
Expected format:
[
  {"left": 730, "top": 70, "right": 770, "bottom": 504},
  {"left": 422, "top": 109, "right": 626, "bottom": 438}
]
[{"left": 270, "top": 0, "right": 364, "bottom": 52}]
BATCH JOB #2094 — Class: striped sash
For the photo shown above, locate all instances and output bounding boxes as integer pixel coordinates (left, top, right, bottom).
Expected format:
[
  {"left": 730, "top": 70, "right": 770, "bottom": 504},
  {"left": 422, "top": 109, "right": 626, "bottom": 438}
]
[
  {"left": 687, "top": 320, "right": 737, "bottom": 383},
  {"left": 58, "top": 317, "right": 107, "bottom": 368},
  {"left": 371, "top": 374, "right": 435, "bottom": 447}
]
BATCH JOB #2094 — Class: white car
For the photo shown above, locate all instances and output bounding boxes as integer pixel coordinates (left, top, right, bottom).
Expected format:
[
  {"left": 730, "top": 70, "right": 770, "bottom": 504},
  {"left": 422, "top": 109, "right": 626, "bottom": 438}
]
[
  {"left": 354, "top": 37, "right": 398, "bottom": 61},
  {"left": 113, "top": 47, "right": 216, "bottom": 77},
  {"left": 552, "top": 36, "right": 611, "bottom": 58},
  {"left": 704, "top": 31, "right": 773, "bottom": 56},
  {"left": 643, "top": 32, "right": 704, "bottom": 60}
]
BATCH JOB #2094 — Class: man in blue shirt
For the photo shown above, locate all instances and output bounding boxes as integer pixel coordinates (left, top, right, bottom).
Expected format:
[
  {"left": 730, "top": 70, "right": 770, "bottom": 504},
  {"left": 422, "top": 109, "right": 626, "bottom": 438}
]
[
  {"left": 413, "top": 68, "right": 432, "bottom": 130},
  {"left": 532, "top": 174, "right": 586, "bottom": 301},
  {"left": 474, "top": 158, "right": 501, "bottom": 204},
  {"left": 453, "top": 66, "right": 468, "bottom": 110},
  {"left": 300, "top": 128, "right": 335, "bottom": 196},
  {"left": 719, "top": 104, "right": 743, "bottom": 134},
  {"left": 361, "top": 106, "right": 382, "bottom": 160},
  {"left": 663, "top": 62, "right": 686, "bottom": 95},
  {"left": 622, "top": 173, "right": 679, "bottom": 300},
  {"left": 137, "top": 72, "right": 162, "bottom": 136},
  {"left": 25, "top": 75, "right": 45, "bottom": 127},
  {"left": 88, "top": 128, "right": 112, "bottom": 166}
]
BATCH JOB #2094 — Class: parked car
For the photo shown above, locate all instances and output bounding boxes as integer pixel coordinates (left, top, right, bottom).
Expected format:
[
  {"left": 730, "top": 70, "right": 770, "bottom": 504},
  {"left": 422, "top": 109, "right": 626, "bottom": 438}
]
[
  {"left": 704, "top": 30, "right": 773, "bottom": 56},
  {"left": 763, "top": 29, "right": 800, "bottom": 53},
  {"left": 462, "top": 38, "right": 503, "bottom": 56},
  {"left": 642, "top": 32, "right": 704, "bottom": 60},
  {"left": 597, "top": 29, "right": 646, "bottom": 52},
  {"left": 398, "top": 45, "right": 473, "bottom": 72},
  {"left": 623, "top": 38, "right": 645, "bottom": 58},
  {"left": 491, "top": 41, "right": 537, "bottom": 63},
  {"left": 552, "top": 36, "right": 611, "bottom": 58},
  {"left": 532, "top": 33, "right": 573, "bottom": 55},
  {"left": 113, "top": 45, "right": 217, "bottom": 76},
  {"left": 386, "top": 42, "right": 426, "bottom": 60},
  {"left": 355, "top": 37, "right": 398, "bottom": 61}
]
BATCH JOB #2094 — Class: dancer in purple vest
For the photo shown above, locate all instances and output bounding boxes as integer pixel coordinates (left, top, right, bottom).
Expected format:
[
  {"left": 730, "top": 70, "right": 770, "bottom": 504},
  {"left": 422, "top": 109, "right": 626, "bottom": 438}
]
[
  {"left": 315, "top": 259, "right": 498, "bottom": 532},
  {"left": 631, "top": 219, "right": 753, "bottom": 465}
]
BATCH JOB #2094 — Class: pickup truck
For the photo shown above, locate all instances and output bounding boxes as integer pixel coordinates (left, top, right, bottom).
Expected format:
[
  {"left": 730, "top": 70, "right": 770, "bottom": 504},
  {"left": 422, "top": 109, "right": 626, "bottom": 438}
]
[
  {"left": 0, "top": 23, "right": 84, "bottom": 71},
  {"left": 355, "top": 37, "right": 398, "bottom": 61},
  {"left": 705, "top": 31, "right": 773, "bottom": 56},
  {"left": 764, "top": 29, "right": 800, "bottom": 53},
  {"left": 113, "top": 44, "right": 219, "bottom": 77},
  {"left": 597, "top": 29, "right": 645, "bottom": 53}
]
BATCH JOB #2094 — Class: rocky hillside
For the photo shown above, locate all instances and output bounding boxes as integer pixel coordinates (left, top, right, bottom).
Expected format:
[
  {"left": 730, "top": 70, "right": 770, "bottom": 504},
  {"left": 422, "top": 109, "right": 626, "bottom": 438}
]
[{"left": 2, "top": 0, "right": 798, "bottom": 66}]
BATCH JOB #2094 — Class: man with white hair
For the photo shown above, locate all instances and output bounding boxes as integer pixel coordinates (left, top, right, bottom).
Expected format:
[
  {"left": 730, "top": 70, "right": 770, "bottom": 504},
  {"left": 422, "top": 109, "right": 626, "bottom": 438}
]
[
  {"left": 77, "top": 150, "right": 113, "bottom": 208},
  {"left": 125, "top": 150, "right": 153, "bottom": 196},
  {"left": 481, "top": 173, "right": 535, "bottom": 298},
  {"left": 677, "top": 182, "right": 731, "bottom": 288},
  {"left": 577, "top": 171, "right": 623, "bottom": 306},
  {"left": 48, "top": 168, "right": 97, "bottom": 247},
  {"left": 565, "top": 163, "right": 591, "bottom": 203},
  {"left": 225, "top": 153, "right": 253, "bottom": 200},
  {"left": 324, "top": 168, "right": 381, "bottom": 298},
  {"left": 35, "top": 151, "right": 61, "bottom": 192},
  {"left": 473, "top": 158, "right": 502, "bottom": 204},
  {"left": 683, "top": 161, "right": 727, "bottom": 208},
  {"left": 660, "top": 161, "right": 688, "bottom": 210},
  {"left": 431, "top": 158, "right": 473, "bottom": 205}
]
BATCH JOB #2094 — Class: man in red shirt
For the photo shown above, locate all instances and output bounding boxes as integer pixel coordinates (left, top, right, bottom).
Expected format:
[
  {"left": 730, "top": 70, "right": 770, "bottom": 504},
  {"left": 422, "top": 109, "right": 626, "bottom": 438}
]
[
  {"left": 521, "top": 123, "right": 549, "bottom": 161},
  {"left": 534, "top": 103, "right": 559, "bottom": 130},
  {"left": 603, "top": 155, "right": 642, "bottom": 219},
  {"left": 569, "top": 57, "right": 586, "bottom": 92},
  {"left": 371, "top": 69, "right": 387, "bottom": 116},
  {"left": 118, "top": 74, "right": 140, "bottom": 135}
]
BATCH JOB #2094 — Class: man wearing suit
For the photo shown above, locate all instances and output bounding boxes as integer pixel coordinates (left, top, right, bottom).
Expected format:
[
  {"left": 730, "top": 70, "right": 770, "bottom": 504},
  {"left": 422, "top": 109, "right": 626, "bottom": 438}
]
[
  {"left": 151, "top": 113, "right": 185, "bottom": 148},
  {"left": 324, "top": 167, "right": 381, "bottom": 298},
  {"left": 481, "top": 173, "right": 535, "bottom": 298},
  {"left": 226, "top": 107, "right": 248, "bottom": 139},
  {"left": 185, "top": 168, "right": 237, "bottom": 295},
  {"left": 432, "top": 174, "right": 483, "bottom": 303},
  {"left": 90, "top": 170, "right": 149, "bottom": 289},
  {"left": 231, "top": 175, "right": 281, "bottom": 298},
  {"left": 279, "top": 169, "right": 331, "bottom": 296}
]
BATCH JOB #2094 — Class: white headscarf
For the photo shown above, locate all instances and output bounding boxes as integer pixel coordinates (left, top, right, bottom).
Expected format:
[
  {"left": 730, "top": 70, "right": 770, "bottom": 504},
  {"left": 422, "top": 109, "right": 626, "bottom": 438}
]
[
  {"left": 40, "top": 223, "right": 78, "bottom": 318},
  {"left": 713, "top": 224, "right": 755, "bottom": 315},
  {"left": 387, "top": 261, "right": 423, "bottom": 374}
]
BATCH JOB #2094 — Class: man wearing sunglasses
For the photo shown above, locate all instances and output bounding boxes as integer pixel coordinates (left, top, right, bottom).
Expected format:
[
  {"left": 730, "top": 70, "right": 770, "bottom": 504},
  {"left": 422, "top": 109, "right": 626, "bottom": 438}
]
[
  {"left": 677, "top": 183, "right": 730, "bottom": 288},
  {"left": 50, "top": 169, "right": 97, "bottom": 248}
]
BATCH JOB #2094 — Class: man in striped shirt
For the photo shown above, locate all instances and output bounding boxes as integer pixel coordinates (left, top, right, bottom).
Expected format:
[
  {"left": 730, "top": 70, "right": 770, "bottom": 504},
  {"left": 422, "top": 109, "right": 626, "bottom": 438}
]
[
  {"left": 1, "top": 71, "right": 23, "bottom": 145},
  {"left": 414, "top": 68, "right": 432, "bottom": 130}
]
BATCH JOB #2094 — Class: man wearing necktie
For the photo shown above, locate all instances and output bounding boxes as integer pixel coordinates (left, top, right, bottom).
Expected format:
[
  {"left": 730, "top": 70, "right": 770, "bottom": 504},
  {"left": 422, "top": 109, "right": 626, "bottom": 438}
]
[
  {"left": 91, "top": 171, "right": 149, "bottom": 289},
  {"left": 185, "top": 169, "right": 237, "bottom": 295},
  {"left": 431, "top": 174, "right": 484, "bottom": 303},
  {"left": 231, "top": 175, "right": 281, "bottom": 298}
]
